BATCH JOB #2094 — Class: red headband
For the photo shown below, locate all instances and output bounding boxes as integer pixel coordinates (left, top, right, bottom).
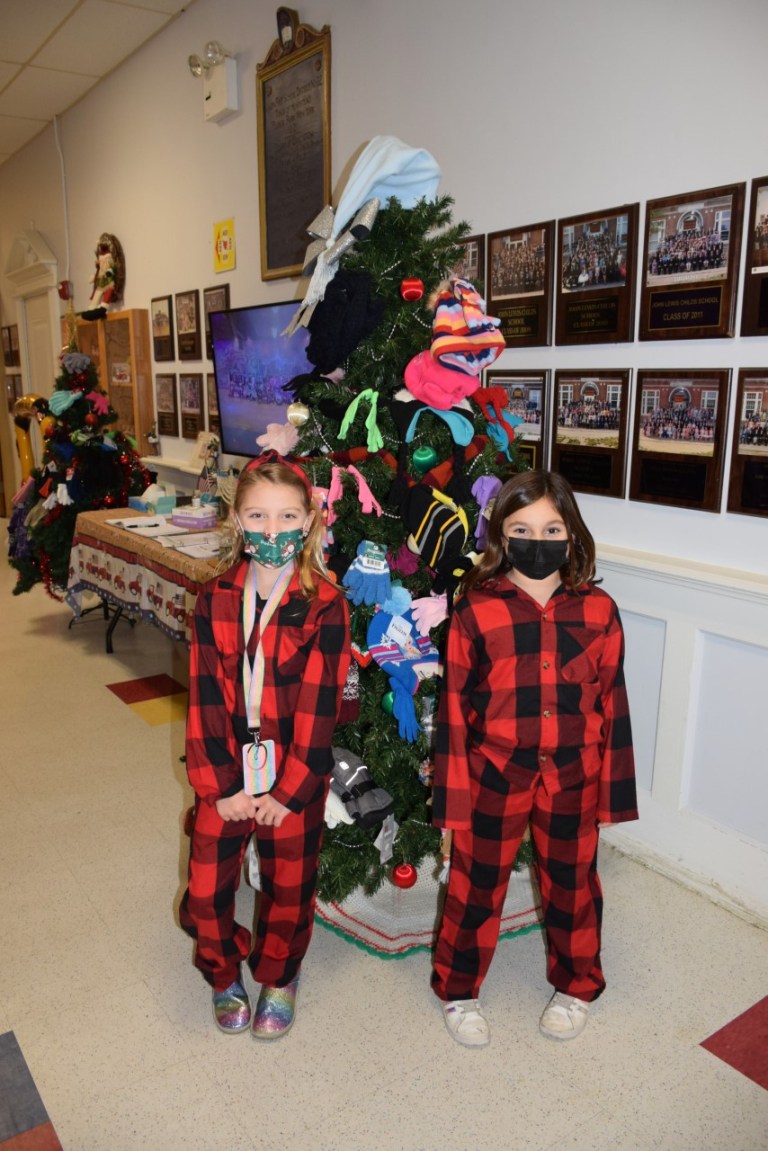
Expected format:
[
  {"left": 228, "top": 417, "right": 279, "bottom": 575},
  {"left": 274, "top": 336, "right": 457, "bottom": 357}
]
[{"left": 244, "top": 450, "right": 312, "bottom": 498}]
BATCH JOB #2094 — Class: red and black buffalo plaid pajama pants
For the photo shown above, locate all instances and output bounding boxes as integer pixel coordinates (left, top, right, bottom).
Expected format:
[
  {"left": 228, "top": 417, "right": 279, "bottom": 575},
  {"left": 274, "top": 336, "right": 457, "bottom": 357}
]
[
  {"left": 432, "top": 769, "right": 605, "bottom": 1004},
  {"left": 179, "top": 790, "right": 326, "bottom": 992}
]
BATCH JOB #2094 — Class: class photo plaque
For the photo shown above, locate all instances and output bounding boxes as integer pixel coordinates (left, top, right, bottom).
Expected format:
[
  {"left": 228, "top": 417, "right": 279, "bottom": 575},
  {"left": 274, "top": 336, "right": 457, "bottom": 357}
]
[
  {"left": 150, "top": 295, "right": 174, "bottom": 362},
  {"left": 555, "top": 204, "right": 639, "bottom": 345},
  {"left": 727, "top": 368, "right": 768, "bottom": 517},
  {"left": 175, "top": 290, "right": 202, "bottom": 361},
  {"left": 206, "top": 371, "right": 220, "bottom": 436},
  {"left": 551, "top": 370, "right": 630, "bottom": 498},
  {"left": 487, "top": 220, "right": 554, "bottom": 347},
  {"left": 450, "top": 234, "right": 486, "bottom": 293},
  {"left": 630, "top": 369, "right": 731, "bottom": 511},
  {"left": 482, "top": 368, "right": 549, "bottom": 471},
  {"left": 639, "top": 183, "right": 745, "bottom": 341},
  {"left": 180, "top": 372, "right": 203, "bottom": 440},
  {"left": 739, "top": 176, "right": 768, "bottom": 337},
  {"left": 203, "top": 284, "right": 230, "bottom": 360},
  {"left": 155, "top": 373, "right": 179, "bottom": 438}
]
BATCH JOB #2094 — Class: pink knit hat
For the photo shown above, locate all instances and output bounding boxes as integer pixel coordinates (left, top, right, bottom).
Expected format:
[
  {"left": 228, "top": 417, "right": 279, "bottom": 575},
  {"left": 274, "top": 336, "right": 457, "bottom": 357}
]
[{"left": 403, "top": 349, "right": 480, "bottom": 410}]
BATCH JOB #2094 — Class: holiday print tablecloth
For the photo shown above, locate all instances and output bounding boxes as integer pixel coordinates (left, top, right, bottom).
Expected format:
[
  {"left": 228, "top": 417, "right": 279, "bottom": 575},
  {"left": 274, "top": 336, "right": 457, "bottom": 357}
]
[{"left": 66, "top": 508, "right": 219, "bottom": 644}]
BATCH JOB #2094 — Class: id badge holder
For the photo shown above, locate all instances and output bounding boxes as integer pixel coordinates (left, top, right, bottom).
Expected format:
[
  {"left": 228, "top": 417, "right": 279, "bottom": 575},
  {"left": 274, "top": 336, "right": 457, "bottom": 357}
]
[{"left": 242, "top": 730, "right": 277, "bottom": 796}]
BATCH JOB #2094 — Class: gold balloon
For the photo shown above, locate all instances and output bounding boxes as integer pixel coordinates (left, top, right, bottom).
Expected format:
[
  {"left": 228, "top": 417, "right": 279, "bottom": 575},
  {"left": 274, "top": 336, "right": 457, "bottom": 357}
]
[
  {"left": 13, "top": 394, "right": 50, "bottom": 480},
  {"left": 286, "top": 401, "right": 310, "bottom": 427}
]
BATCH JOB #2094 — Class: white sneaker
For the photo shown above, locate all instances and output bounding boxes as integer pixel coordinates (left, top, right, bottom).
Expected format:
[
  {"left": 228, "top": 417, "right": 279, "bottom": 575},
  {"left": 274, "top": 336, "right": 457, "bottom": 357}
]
[
  {"left": 441, "top": 999, "right": 490, "bottom": 1048},
  {"left": 539, "top": 991, "right": 590, "bottom": 1040}
]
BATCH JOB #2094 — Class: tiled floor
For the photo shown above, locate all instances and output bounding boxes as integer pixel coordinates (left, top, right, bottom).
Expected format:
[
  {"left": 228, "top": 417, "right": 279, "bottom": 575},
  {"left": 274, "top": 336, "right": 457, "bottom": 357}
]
[{"left": 1, "top": 552, "right": 767, "bottom": 1151}]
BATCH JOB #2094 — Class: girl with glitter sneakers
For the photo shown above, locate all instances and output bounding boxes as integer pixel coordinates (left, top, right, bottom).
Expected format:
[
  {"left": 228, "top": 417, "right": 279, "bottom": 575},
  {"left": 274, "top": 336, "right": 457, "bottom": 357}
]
[
  {"left": 180, "top": 453, "right": 350, "bottom": 1038},
  {"left": 431, "top": 470, "right": 637, "bottom": 1047}
]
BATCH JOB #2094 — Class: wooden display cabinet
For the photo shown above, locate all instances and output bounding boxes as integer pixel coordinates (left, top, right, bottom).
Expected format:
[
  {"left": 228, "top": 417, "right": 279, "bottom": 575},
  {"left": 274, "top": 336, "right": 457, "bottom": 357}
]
[{"left": 67, "top": 309, "right": 153, "bottom": 452}]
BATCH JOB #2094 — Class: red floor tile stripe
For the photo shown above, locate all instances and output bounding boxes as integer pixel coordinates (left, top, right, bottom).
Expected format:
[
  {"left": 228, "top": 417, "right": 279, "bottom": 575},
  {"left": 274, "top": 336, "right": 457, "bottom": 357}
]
[
  {"left": 0, "top": 1033, "right": 61, "bottom": 1149},
  {"left": 700, "top": 995, "right": 768, "bottom": 1090},
  {"left": 0, "top": 1122, "right": 63, "bottom": 1150},
  {"left": 106, "top": 673, "right": 187, "bottom": 704}
]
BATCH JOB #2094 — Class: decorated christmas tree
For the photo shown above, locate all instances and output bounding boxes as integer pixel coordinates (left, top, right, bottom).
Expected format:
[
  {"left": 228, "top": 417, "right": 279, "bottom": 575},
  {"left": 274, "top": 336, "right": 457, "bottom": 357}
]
[
  {"left": 266, "top": 138, "right": 529, "bottom": 902},
  {"left": 8, "top": 339, "right": 150, "bottom": 598}
]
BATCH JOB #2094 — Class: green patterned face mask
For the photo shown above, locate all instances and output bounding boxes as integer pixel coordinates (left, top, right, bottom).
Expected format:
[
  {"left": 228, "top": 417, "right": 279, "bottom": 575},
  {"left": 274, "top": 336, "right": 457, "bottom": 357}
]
[{"left": 241, "top": 527, "right": 305, "bottom": 568}]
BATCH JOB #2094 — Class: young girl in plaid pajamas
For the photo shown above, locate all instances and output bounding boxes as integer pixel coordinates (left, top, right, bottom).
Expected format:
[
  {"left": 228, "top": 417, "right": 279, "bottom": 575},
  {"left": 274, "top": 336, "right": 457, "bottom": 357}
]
[
  {"left": 180, "top": 453, "right": 350, "bottom": 1038},
  {"left": 431, "top": 469, "right": 637, "bottom": 1047}
]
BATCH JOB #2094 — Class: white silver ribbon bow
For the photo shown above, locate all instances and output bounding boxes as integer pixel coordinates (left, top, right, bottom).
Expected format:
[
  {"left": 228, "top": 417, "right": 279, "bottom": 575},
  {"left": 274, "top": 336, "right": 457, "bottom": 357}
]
[{"left": 283, "top": 198, "right": 380, "bottom": 336}]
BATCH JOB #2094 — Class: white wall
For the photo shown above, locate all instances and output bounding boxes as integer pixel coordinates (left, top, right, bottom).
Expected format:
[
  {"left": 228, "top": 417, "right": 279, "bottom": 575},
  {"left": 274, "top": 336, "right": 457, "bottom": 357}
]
[{"left": 2, "top": 0, "right": 767, "bottom": 921}]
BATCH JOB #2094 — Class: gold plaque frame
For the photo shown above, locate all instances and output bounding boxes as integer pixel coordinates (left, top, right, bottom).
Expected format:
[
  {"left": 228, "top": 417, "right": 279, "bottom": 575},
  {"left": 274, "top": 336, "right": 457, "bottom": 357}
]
[{"left": 257, "top": 11, "right": 331, "bottom": 281}]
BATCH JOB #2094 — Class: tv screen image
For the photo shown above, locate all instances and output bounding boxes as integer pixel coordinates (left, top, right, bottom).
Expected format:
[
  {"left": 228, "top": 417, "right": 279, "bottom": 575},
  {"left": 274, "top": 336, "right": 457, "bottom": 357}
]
[{"left": 210, "top": 301, "right": 312, "bottom": 459}]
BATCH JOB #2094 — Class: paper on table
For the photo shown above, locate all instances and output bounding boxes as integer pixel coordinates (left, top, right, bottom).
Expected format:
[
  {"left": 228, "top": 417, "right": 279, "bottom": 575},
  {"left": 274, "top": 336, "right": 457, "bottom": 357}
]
[
  {"left": 105, "top": 517, "right": 189, "bottom": 537},
  {"left": 168, "top": 531, "right": 222, "bottom": 558}
]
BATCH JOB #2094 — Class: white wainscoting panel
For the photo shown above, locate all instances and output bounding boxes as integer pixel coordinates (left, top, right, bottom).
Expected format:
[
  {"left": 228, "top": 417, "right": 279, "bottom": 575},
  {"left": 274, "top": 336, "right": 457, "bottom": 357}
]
[{"left": 595, "top": 545, "right": 768, "bottom": 929}]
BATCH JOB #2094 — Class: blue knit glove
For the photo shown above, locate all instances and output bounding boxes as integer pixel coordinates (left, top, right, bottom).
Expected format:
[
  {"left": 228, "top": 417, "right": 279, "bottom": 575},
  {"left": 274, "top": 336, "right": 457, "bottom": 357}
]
[
  {"left": 344, "top": 540, "right": 392, "bottom": 607},
  {"left": 390, "top": 678, "right": 421, "bottom": 742}
]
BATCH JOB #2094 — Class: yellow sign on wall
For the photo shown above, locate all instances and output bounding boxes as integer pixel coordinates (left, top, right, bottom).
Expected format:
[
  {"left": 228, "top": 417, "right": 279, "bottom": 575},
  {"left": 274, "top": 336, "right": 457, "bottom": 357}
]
[{"left": 213, "top": 218, "right": 236, "bottom": 273}]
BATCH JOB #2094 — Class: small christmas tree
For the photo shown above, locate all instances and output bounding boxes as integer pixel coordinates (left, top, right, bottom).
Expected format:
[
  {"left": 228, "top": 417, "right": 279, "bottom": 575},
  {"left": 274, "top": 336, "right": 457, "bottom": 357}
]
[
  {"left": 272, "top": 143, "right": 529, "bottom": 902},
  {"left": 8, "top": 345, "right": 150, "bottom": 598}
]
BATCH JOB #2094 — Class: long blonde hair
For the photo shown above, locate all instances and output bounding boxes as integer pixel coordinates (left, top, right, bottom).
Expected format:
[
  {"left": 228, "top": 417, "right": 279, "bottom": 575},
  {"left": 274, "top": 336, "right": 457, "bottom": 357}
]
[{"left": 221, "top": 457, "right": 331, "bottom": 598}]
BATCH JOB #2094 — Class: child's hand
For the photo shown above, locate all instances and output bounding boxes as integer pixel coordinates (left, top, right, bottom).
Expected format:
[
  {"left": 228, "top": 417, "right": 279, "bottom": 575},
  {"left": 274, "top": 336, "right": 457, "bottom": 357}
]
[
  {"left": 215, "top": 791, "right": 257, "bottom": 822},
  {"left": 252, "top": 794, "right": 291, "bottom": 827}
]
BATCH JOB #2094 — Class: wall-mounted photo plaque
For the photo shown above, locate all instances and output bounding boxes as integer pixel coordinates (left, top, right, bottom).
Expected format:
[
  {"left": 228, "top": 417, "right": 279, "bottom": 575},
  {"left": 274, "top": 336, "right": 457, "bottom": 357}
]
[
  {"left": 206, "top": 371, "right": 220, "bottom": 435},
  {"left": 630, "top": 369, "right": 731, "bottom": 511},
  {"left": 150, "top": 295, "right": 174, "bottom": 362},
  {"left": 175, "top": 290, "right": 202, "bottom": 361},
  {"left": 155, "top": 373, "right": 179, "bottom": 438},
  {"left": 551, "top": 369, "right": 630, "bottom": 498},
  {"left": 257, "top": 12, "right": 331, "bottom": 280},
  {"left": 203, "top": 284, "right": 230, "bottom": 360},
  {"left": 487, "top": 220, "right": 554, "bottom": 347},
  {"left": 482, "top": 368, "right": 549, "bottom": 470},
  {"left": 180, "top": 373, "right": 203, "bottom": 441},
  {"left": 449, "top": 234, "right": 485, "bottom": 293},
  {"left": 739, "top": 176, "right": 768, "bottom": 337},
  {"left": 727, "top": 368, "right": 768, "bottom": 517},
  {"left": 639, "top": 183, "right": 745, "bottom": 341},
  {"left": 555, "top": 204, "right": 639, "bottom": 344}
]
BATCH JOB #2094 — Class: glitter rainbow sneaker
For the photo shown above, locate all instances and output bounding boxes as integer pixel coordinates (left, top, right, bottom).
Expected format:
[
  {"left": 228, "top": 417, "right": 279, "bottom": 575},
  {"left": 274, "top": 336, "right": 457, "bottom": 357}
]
[
  {"left": 251, "top": 974, "right": 300, "bottom": 1040},
  {"left": 212, "top": 980, "right": 251, "bottom": 1033}
]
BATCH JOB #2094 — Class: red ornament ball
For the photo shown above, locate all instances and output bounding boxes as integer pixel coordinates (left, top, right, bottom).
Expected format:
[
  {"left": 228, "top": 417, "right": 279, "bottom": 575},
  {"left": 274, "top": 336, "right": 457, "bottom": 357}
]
[
  {"left": 400, "top": 277, "right": 424, "bottom": 302},
  {"left": 85, "top": 413, "right": 98, "bottom": 426},
  {"left": 391, "top": 863, "right": 417, "bottom": 889}
]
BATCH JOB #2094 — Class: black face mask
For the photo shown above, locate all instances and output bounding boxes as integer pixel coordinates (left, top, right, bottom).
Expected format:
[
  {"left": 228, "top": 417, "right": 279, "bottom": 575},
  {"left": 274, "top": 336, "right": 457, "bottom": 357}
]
[{"left": 506, "top": 538, "right": 568, "bottom": 581}]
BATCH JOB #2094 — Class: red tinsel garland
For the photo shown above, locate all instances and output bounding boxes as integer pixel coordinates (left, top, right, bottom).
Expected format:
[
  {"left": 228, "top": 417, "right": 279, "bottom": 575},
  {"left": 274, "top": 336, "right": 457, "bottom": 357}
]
[{"left": 40, "top": 552, "right": 65, "bottom": 602}]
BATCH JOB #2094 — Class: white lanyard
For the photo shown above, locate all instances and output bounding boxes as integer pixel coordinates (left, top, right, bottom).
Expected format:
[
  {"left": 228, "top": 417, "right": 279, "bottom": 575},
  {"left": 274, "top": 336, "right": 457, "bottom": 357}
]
[{"left": 241, "top": 561, "right": 294, "bottom": 738}]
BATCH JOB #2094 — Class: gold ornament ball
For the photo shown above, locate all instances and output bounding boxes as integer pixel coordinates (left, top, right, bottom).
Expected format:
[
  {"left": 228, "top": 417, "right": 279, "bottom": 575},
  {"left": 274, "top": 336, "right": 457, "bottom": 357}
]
[{"left": 286, "top": 402, "right": 310, "bottom": 427}]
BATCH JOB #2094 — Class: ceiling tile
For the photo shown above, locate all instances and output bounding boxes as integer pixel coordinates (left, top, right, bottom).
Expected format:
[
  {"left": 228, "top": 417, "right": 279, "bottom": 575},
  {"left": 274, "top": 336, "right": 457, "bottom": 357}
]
[
  {"left": 0, "top": 113, "right": 49, "bottom": 154},
  {"left": 34, "top": 0, "right": 170, "bottom": 77},
  {"left": 0, "top": 67, "right": 98, "bottom": 120},
  {"left": 118, "top": 0, "right": 189, "bottom": 14},
  {"left": 0, "top": 62, "right": 23, "bottom": 88},
  {"left": 0, "top": 0, "right": 80, "bottom": 64}
]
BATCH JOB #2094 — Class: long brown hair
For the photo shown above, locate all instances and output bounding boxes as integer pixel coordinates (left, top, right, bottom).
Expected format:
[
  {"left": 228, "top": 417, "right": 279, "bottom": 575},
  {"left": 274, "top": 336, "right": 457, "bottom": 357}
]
[
  {"left": 461, "top": 469, "right": 596, "bottom": 594},
  {"left": 221, "top": 458, "right": 331, "bottom": 598}
]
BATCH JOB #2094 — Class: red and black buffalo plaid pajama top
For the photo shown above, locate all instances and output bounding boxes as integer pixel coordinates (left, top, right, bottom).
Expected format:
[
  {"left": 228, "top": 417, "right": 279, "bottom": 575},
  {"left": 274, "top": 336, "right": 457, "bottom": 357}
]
[
  {"left": 431, "top": 576, "right": 637, "bottom": 1004},
  {"left": 179, "top": 560, "right": 351, "bottom": 991}
]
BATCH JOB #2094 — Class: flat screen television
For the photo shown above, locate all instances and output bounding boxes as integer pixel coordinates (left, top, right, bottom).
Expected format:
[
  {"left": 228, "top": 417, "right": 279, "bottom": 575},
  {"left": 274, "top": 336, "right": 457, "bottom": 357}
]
[{"left": 210, "top": 301, "right": 312, "bottom": 459}]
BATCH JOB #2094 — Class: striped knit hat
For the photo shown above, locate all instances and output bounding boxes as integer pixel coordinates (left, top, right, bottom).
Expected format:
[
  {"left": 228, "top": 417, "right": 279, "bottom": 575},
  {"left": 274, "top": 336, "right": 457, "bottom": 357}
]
[{"left": 430, "top": 278, "right": 505, "bottom": 376}]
